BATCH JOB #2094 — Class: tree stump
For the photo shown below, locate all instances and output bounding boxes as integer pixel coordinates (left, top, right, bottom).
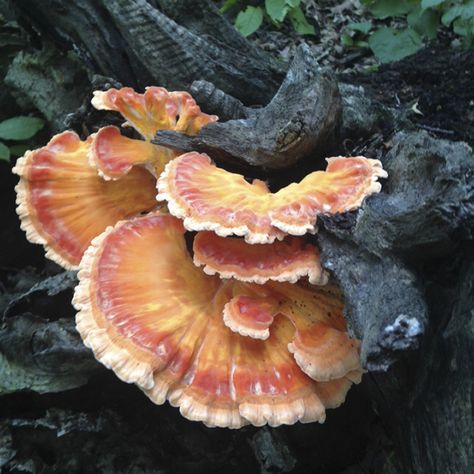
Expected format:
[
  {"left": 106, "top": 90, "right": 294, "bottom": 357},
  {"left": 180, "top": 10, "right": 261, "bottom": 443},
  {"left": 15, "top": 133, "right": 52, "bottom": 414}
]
[{"left": 0, "top": 1, "right": 472, "bottom": 472}]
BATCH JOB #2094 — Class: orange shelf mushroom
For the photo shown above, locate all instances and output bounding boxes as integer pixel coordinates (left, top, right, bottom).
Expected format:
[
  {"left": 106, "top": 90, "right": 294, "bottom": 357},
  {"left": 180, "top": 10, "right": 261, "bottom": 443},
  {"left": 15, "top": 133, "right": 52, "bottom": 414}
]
[
  {"left": 193, "top": 232, "right": 328, "bottom": 285},
  {"left": 73, "top": 212, "right": 362, "bottom": 428},
  {"left": 158, "top": 152, "right": 388, "bottom": 243},
  {"left": 13, "top": 131, "right": 157, "bottom": 269},
  {"left": 222, "top": 281, "right": 362, "bottom": 381},
  {"left": 13, "top": 83, "right": 389, "bottom": 428},
  {"left": 89, "top": 87, "right": 218, "bottom": 179},
  {"left": 223, "top": 295, "right": 279, "bottom": 340},
  {"left": 88, "top": 126, "right": 175, "bottom": 180}
]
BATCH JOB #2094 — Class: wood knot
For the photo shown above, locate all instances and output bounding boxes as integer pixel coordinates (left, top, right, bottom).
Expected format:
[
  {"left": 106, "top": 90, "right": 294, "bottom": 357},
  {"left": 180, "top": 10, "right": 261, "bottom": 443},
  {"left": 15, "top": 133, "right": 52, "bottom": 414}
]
[{"left": 276, "top": 115, "right": 306, "bottom": 151}]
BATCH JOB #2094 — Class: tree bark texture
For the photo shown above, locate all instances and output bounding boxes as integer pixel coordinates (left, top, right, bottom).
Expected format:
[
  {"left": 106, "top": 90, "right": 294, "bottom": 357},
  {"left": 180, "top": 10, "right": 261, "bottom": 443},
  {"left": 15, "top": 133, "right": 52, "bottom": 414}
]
[{"left": 0, "top": 1, "right": 472, "bottom": 473}]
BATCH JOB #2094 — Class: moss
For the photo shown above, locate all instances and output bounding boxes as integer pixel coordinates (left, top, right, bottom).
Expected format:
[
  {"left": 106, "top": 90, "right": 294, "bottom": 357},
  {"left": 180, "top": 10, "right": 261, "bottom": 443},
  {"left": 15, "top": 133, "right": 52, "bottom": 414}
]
[{"left": 5, "top": 43, "right": 90, "bottom": 132}]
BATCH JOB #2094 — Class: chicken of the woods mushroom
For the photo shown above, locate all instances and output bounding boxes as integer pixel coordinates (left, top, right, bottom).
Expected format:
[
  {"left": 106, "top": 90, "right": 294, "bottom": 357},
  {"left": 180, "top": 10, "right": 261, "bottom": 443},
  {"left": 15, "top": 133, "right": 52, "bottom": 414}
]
[{"left": 13, "top": 86, "right": 387, "bottom": 428}]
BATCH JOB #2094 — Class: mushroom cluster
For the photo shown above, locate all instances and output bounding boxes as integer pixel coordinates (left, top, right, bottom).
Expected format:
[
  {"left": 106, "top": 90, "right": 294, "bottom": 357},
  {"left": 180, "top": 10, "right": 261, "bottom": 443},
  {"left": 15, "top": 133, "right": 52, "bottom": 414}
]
[{"left": 13, "top": 86, "right": 387, "bottom": 428}]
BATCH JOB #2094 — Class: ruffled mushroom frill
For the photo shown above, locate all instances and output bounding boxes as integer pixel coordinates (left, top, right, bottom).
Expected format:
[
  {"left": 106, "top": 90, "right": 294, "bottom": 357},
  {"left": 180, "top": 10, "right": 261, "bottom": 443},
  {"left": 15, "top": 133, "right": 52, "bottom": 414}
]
[
  {"left": 13, "top": 131, "right": 157, "bottom": 269},
  {"left": 89, "top": 87, "right": 218, "bottom": 180},
  {"left": 12, "top": 84, "right": 388, "bottom": 429},
  {"left": 13, "top": 86, "right": 217, "bottom": 268},
  {"left": 193, "top": 231, "right": 329, "bottom": 285},
  {"left": 73, "top": 212, "right": 362, "bottom": 428},
  {"left": 157, "top": 152, "right": 388, "bottom": 243}
]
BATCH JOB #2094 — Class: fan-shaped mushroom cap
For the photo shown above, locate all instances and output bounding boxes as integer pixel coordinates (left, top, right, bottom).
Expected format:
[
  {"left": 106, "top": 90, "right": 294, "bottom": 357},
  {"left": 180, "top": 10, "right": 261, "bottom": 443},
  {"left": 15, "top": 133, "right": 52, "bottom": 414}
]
[
  {"left": 88, "top": 126, "right": 176, "bottom": 180},
  {"left": 158, "top": 152, "right": 388, "bottom": 243},
  {"left": 91, "top": 86, "right": 218, "bottom": 141},
  {"left": 193, "top": 232, "right": 329, "bottom": 285},
  {"left": 223, "top": 295, "right": 278, "bottom": 340},
  {"left": 221, "top": 280, "right": 362, "bottom": 381},
  {"left": 13, "top": 131, "right": 157, "bottom": 269},
  {"left": 73, "top": 212, "right": 360, "bottom": 428},
  {"left": 278, "top": 286, "right": 362, "bottom": 381}
]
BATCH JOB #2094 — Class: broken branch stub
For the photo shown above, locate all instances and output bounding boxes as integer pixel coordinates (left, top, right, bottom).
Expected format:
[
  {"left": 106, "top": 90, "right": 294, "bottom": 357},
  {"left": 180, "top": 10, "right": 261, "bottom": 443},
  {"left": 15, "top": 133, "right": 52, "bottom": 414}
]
[
  {"left": 315, "top": 131, "right": 474, "bottom": 371},
  {"left": 318, "top": 233, "right": 427, "bottom": 371},
  {"left": 154, "top": 45, "right": 342, "bottom": 169}
]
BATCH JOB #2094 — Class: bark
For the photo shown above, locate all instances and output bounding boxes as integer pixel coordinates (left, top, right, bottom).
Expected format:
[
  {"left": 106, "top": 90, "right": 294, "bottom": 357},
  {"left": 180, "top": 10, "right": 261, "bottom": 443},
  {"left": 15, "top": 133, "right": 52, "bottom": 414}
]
[
  {"left": 0, "top": 272, "right": 100, "bottom": 395},
  {"left": 1, "top": 0, "right": 472, "bottom": 473},
  {"left": 11, "top": 0, "right": 285, "bottom": 104},
  {"left": 155, "top": 45, "right": 342, "bottom": 169},
  {"left": 318, "top": 131, "right": 474, "bottom": 473}
]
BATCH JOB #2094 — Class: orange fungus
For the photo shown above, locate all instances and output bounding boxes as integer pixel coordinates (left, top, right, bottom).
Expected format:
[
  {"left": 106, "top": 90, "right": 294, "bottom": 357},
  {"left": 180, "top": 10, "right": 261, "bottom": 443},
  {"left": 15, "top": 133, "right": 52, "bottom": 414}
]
[
  {"left": 88, "top": 126, "right": 175, "bottom": 179},
  {"left": 157, "top": 152, "right": 387, "bottom": 243},
  {"left": 90, "top": 87, "right": 217, "bottom": 179},
  {"left": 193, "top": 232, "right": 328, "bottom": 285},
  {"left": 13, "top": 131, "right": 157, "bottom": 269},
  {"left": 73, "top": 212, "right": 362, "bottom": 428},
  {"left": 91, "top": 86, "right": 218, "bottom": 140}
]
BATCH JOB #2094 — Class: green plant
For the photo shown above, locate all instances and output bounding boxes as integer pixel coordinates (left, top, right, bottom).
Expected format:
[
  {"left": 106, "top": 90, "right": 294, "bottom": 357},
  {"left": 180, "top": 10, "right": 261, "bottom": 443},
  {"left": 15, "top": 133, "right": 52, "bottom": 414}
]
[
  {"left": 221, "top": 0, "right": 316, "bottom": 37},
  {"left": 0, "top": 116, "right": 44, "bottom": 162},
  {"left": 353, "top": 0, "right": 474, "bottom": 63},
  {"left": 342, "top": 21, "right": 373, "bottom": 49}
]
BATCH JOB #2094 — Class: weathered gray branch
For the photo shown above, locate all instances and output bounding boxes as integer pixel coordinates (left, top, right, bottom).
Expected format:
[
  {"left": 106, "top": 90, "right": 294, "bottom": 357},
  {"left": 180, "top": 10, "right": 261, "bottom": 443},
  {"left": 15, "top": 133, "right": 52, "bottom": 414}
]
[
  {"left": 155, "top": 45, "right": 342, "bottom": 169},
  {"left": 315, "top": 132, "right": 474, "bottom": 473},
  {"left": 0, "top": 272, "right": 100, "bottom": 395}
]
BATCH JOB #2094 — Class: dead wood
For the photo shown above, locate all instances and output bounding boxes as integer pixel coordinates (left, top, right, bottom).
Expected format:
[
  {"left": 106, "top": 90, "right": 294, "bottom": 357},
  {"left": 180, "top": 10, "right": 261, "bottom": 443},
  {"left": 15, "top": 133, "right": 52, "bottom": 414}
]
[
  {"left": 155, "top": 45, "right": 342, "bottom": 169},
  {"left": 1, "top": 0, "right": 473, "bottom": 472}
]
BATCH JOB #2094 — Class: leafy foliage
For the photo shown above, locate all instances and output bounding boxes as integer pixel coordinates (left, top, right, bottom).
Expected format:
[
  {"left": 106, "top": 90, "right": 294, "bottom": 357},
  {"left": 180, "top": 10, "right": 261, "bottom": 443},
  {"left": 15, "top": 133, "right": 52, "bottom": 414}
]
[
  {"left": 358, "top": 0, "right": 474, "bottom": 63},
  {"left": 234, "top": 6, "right": 264, "bottom": 36},
  {"left": 0, "top": 116, "right": 44, "bottom": 162},
  {"left": 368, "top": 26, "right": 424, "bottom": 62},
  {"left": 221, "top": 0, "right": 315, "bottom": 37}
]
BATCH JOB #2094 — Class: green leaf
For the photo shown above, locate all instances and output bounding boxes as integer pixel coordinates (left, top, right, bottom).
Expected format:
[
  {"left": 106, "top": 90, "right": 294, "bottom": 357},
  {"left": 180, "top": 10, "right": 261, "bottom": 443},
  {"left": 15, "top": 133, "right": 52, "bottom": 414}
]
[
  {"left": 452, "top": 14, "right": 474, "bottom": 38},
  {"left": 441, "top": 2, "right": 474, "bottom": 30},
  {"left": 9, "top": 143, "right": 30, "bottom": 157},
  {"left": 0, "top": 116, "right": 44, "bottom": 141},
  {"left": 453, "top": 17, "right": 468, "bottom": 36},
  {"left": 421, "top": 0, "right": 444, "bottom": 10},
  {"left": 442, "top": 6, "right": 463, "bottom": 25},
  {"left": 289, "top": 6, "right": 316, "bottom": 35},
  {"left": 355, "top": 39, "right": 370, "bottom": 48},
  {"left": 408, "top": 6, "right": 440, "bottom": 39},
  {"left": 341, "top": 33, "right": 354, "bottom": 47},
  {"left": 369, "top": 27, "right": 424, "bottom": 63},
  {"left": 266, "top": 0, "right": 288, "bottom": 22},
  {"left": 347, "top": 21, "right": 373, "bottom": 34},
  {"left": 460, "top": 2, "right": 474, "bottom": 22},
  {"left": 0, "top": 141, "right": 10, "bottom": 161},
  {"left": 235, "top": 6, "right": 264, "bottom": 37},
  {"left": 368, "top": 0, "right": 417, "bottom": 19},
  {"left": 220, "top": 0, "right": 239, "bottom": 14},
  {"left": 286, "top": 0, "right": 301, "bottom": 7}
]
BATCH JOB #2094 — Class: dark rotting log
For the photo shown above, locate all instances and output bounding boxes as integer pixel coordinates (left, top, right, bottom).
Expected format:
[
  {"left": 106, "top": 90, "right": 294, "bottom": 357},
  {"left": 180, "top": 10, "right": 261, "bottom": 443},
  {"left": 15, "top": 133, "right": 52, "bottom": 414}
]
[
  {"left": 11, "top": 0, "right": 285, "bottom": 104},
  {"left": 314, "top": 132, "right": 474, "bottom": 473}
]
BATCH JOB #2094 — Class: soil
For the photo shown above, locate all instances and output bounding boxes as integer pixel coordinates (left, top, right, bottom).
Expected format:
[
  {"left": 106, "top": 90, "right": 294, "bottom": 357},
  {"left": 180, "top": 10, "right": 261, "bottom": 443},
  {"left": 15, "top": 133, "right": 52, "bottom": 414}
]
[{"left": 345, "top": 44, "right": 474, "bottom": 145}]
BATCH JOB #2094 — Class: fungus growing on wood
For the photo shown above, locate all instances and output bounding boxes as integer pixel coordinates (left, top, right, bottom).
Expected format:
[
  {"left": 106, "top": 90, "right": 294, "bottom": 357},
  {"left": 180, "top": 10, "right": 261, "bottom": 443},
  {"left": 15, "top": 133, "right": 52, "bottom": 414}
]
[
  {"left": 221, "top": 281, "right": 362, "bottom": 381},
  {"left": 12, "top": 82, "right": 390, "bottom": 429},
  {"left": 73, "top": 212, "right": 361, "bottom": 428},
  {"left": 13, "top": 131, "right": 157, "bottom": 269},
  {"left": 222, "top": 294, "right": 279, "bottom": 340},
  {"left": 90, "top": 87, "right": 218, "bottom": 179},
  {"left": 157, "top": 152, "right": 388, "bottom": 243},
  {"left": 193, "top": 232, "right": 328, "bottom": 285},
  {"left": 92, "top": 86, "right": 218, "bottom": 140},
  {"left": 88, "top": 126, "right": 175, "bottom": 179}
]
